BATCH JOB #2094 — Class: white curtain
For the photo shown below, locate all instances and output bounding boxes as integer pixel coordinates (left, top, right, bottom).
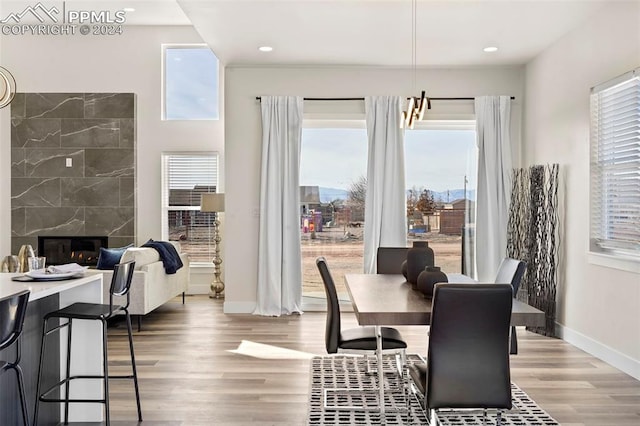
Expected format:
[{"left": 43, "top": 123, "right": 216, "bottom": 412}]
[
  {"left": 363, "top": 96, "right": 407, "bottom": 273},
  {"left": 474, "top": 96, "right": 512, "bottom": 281},
  {"left": 254, "top": 96, "right": 304, "bottom": 316}
]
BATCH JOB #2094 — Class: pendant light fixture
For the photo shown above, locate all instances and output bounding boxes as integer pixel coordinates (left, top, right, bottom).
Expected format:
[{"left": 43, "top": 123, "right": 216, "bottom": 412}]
[{"left": 401, "top": 0, "right": 430, "bottom": 129}]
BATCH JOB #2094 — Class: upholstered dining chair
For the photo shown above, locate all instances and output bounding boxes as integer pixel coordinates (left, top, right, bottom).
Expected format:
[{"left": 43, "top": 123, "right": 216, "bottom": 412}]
[
  {"left": 0, "top": 290, "right": 30, "bottom": 426},
  {"left": 409, "top": 283, "right": 513, "bottom": 426},
  {"left": 495, "top": 258, "right": 527, "bottom": 354},
  {"left": 316, "top": 257, "right": 408, "bottom": 410},
  {"left": 376, "top": 247, "right": 409, "bottom": 274}
]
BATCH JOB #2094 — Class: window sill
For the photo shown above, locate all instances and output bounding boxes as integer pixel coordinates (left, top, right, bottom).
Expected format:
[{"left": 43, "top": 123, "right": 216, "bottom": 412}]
[
  {"left": 587, "top": 252, "right": 640, "bottom": 274},
  {"left": 189, "top": 263, "right": 215, "bottom": 272}
]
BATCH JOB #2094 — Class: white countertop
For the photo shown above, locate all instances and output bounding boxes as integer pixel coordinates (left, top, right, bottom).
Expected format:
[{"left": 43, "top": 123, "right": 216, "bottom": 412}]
[{"left": 0, "top": 273, "right": 103, "bottom": 302}]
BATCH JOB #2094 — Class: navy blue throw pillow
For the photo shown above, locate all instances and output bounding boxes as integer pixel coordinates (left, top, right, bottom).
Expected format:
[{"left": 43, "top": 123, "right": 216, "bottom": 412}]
[{"left": 96, "top": 245, "right": 133, "bottom": 270}]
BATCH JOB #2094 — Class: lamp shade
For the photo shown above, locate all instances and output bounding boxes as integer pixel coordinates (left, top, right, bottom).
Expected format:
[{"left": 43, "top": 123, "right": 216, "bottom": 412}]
[{"left": 200, "top": 193, "right": 225, "bottom": 212}]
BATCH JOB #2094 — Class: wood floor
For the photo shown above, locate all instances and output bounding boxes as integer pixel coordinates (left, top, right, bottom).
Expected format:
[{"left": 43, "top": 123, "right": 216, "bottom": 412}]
[{"left": 103, "top": 295, "right": 640, "bottom": 426}]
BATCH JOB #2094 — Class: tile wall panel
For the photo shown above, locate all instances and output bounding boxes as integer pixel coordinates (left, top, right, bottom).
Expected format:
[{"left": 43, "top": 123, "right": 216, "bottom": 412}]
[
  {"left": 25, "top": 93, "right": 84, "bottom": 118},
  {"left": 85, "top": 207, "right": 134, "bottom": 237},
  {"left": 11, "top": 177, "right": 61, "bottom": 207},
  {"left": 85, "top": 93, "right": 135, "bottom": 118},
  {"left": 11, "top": 118, "right": 61, "bottom": 148},
  {"left": 24, "top": 207, "right": 85, "bottom": 236},
  {"left": 85, "top": 148, "right": 134, "bottom": 177},
  {"left": 10, "top": 93, "right": 136, "bottom": 252},
  {"left": 61, "top": 178, "right": 120, "bottom": 207},
  {"left": 24, "top": 149, "right": 84, "bottom": 178},
  {"left": 61, "top": 119, "right": 120, "bottom": 148}
]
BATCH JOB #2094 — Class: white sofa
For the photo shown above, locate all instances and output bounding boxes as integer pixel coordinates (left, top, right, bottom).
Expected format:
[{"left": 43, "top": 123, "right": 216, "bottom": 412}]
[{"left": 90, "top": 243, "right": 190, "bottom": 320}]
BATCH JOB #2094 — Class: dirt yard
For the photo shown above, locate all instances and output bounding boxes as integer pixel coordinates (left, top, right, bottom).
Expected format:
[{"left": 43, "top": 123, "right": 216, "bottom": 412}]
[{"left": 301, "top": 225, "right": 463, "bottom": 296}]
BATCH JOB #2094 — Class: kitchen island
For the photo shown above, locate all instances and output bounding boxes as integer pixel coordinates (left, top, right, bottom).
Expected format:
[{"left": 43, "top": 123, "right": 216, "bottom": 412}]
[{"left": 0, "top": 273, "right": 104, "bottom": 424}]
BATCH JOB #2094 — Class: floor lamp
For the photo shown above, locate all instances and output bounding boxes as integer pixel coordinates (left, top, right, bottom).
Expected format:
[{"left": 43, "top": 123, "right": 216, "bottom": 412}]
[{"left": 200, "top": 193, "right": 225, "bottom": 298}]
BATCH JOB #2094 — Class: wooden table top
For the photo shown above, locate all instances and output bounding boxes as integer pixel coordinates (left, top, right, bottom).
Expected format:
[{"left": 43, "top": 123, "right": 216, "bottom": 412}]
[{"left": 344, "top": 273, "right": 545, "bottom": 327}]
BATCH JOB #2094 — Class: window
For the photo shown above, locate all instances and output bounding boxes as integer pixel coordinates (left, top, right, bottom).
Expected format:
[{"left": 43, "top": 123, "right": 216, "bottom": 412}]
[
  {"left": 162, "top": 44, "right": 219, "bottom": 120},
  {"left": 404, "top": 122, "right": 477, "bottom": 274},
  {"left": 162, "top": 153, "right": 219, "bottom": 263},
  {"left": 299, "top": 125, "right": 368, "bottom": 299},
  {"left": 298, "top": 120, "right": 478, "bottom": 300},
  {"left": 590, "top": 68, "right": 640, "bottom": 259}
]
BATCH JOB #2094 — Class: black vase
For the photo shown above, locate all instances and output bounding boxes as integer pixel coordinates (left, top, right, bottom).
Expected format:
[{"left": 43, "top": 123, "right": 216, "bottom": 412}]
[
  {"left": 401, "top": 260, "right": 408, "bottom": 279},
  {"left": 406, "top": 241, "right": 435, "bottom": 286},
  {"left": 417, "top": 266, "right": 448, "bottom": 298}
]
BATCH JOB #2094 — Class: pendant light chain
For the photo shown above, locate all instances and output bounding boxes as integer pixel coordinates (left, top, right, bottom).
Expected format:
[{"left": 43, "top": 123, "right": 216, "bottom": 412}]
[{"left": 402, "top": 0, "right": 428, "bottom": 129}]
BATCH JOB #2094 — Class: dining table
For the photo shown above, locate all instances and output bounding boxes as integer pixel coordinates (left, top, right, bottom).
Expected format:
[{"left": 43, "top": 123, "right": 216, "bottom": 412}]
[{"left": 343, "top": 272, "right": 546, "bottom": 417}]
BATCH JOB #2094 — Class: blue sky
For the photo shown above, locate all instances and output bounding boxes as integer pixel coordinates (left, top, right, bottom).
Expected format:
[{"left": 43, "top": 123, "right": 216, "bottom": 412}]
[
  {"left": 165, "top": 47, "right": 219, "bottom": 120},
  {"left": 300, "top": 128, "right": 477, "bottom": 192}
]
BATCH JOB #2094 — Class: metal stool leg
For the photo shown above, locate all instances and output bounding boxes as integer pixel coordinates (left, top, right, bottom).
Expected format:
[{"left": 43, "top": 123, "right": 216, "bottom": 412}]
[
  {"left": 125, "top": 311, "right": 143, "bottom": 421},
  {"left": 64, "top": 319, "right": 73, "bottom": 424},
  {"left": 510, "top": 326, "right": 518, "bottom": 354},
  {"left": 14, "top": 364, "right": 29, "bottom": 426},
  {"left": 101, "top": 319, "right": 110, "bottom": 425},
  {"left": 33, "top": 317, "right": 50, "bottom": 426}
]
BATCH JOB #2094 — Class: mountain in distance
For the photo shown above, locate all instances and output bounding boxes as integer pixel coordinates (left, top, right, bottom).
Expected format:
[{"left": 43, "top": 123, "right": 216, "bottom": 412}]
[
  {"left": 430, "top": 189, "right": 476, "bottom": 203},
  {"left": 319, "top": 187, "right": 349, "bottom": 203},
  {"left": 318, "top": 187, "right": 476, "bottom": 203}
]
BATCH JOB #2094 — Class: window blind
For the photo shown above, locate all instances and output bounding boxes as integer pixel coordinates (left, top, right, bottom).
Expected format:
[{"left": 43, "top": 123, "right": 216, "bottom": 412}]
[
  {"left": 162, "top": 153, "right": 219, "bottom": 263},
  {"left": 590, "top": 69, "right": 640, "bottom": 256},
  {"left": 164, "top": 155, "right": 218, "bottom": 206}
]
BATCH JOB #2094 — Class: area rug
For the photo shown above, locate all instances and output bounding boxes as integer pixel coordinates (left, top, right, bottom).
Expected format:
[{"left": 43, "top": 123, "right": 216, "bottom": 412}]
[{"left": 307, "top": 354, "right": 560, "bottom": 425}]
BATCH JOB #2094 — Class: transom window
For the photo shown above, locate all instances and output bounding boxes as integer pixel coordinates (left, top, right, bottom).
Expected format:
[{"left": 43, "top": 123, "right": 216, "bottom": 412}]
[{"left": 162, "top": 44, "right": 219, "bottom": 120}]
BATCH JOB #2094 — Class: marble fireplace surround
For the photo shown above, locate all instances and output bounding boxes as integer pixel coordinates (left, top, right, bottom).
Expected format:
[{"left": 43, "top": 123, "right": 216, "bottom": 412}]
[{"left": 10, "top": 93, "right": 136, "bottom": 254}]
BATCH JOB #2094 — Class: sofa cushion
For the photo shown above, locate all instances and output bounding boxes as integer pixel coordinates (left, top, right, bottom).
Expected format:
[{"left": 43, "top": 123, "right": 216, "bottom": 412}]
[
  {"left": 121, "top": 247, "right": 161, "bottom": 269},
  {"left": 96, "top": 245, "right": 133, "bottom": 270}
]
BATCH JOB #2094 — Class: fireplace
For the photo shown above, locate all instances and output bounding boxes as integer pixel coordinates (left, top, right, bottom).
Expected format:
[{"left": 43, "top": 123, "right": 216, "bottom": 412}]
[{"left": 38, "top": 236, "right": 108, "bottom": 267}]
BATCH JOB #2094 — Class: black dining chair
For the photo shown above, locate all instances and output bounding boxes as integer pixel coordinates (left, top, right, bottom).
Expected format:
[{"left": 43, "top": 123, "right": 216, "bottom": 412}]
[
  {"left": 495, "top": 258, "right": 527, "bottom": 354},
  {"left": 376, "top": 247, "right": 409, "bottom": 274},
  {"left": 0, "top": 290, "right": 30, "bottom": 426},
  {"left": 409, "top": 283, "right": 513, "bottom": 425},
  {"left": 316, "top": 257, "right": 408, "bottom": 410},
  {"left": 34, "top": 261, "right": 142, "bottom": 425}
]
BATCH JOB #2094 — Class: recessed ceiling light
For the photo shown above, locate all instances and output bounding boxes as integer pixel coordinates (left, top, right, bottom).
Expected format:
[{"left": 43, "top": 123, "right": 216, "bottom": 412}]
[
  {"left": 483, "top": 46, "right": 498, "bottom": 53},
  {"left": 258, "top": 46, "right": 273, "bottom": 52},
  {"left": 123, "top": 7, "right": 135, "bottom": 12}
]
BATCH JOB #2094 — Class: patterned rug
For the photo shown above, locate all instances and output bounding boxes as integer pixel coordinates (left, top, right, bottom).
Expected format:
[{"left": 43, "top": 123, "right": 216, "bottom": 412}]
[{"left": 307, "top": 355, "right": 560, "bottom": 425}]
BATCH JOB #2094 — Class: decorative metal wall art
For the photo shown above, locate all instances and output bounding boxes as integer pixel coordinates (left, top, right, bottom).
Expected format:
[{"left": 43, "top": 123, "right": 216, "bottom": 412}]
[
  {"left": 507, "top": 164, "right": 559, "bottom": 337},
  {"left": 0, "top": 66, "right": 16, "bottom": 108}
]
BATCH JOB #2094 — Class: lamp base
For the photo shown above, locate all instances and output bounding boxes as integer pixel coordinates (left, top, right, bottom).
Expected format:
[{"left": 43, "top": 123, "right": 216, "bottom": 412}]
[{"left": 209, "top": 275, "right": 225, "bottom": 299}]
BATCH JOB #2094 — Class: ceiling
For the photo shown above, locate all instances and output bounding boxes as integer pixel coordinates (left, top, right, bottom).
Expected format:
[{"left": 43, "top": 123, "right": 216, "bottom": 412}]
[
  {"left": 1, "top": 1, "right": 615, "bottom": 67},
  {"left": 178, "top": 0, "right": 612, "bottom": 67}
]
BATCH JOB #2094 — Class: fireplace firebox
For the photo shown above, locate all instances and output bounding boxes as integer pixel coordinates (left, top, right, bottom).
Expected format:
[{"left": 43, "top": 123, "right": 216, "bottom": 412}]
[{"left": 38, "top": 236, "right": 108, "bottom": 267}]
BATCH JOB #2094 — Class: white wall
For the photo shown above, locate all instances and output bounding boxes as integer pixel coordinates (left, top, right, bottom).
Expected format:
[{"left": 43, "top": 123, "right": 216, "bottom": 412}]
[
  {"left": 0, "top": 26, "right": 224, "bottom": 293},
  {"left": 524, "top": 2, "right": 640, "bottom": 379},
  {"left": 224, "top": 66, "right": 524, "bottom": 313}
]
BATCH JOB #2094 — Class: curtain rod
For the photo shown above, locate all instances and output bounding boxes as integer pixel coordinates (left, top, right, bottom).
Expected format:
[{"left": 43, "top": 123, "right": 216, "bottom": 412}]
[{"left": 255, "top": 96, "right": 515, "bottom": 101}]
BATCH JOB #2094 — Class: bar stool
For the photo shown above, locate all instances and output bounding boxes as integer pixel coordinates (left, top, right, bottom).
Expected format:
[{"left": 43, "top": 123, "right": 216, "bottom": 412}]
[
  {"left": 34, "top": 261, "right": 142, "bottom": 425},
  {"left": 0, "top": 290, "right": 30, "bottom": 426}
]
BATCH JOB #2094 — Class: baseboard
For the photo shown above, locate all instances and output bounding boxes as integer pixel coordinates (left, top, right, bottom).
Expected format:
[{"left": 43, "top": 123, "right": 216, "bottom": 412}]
[
  {"left": 556, "top": 323, "right": 640, "bottom": 381},
  {"left": 223, "top": 301, "right": 256, "bottom": 313}
]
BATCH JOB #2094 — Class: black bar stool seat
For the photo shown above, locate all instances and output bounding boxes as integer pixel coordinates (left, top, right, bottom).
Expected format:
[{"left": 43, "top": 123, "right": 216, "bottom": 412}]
[
  {"left": 33, "top": 261, "right": 142, "bottom": 426},
  {"left": 51, "top": 302, "right": 121, "bottom": 320}
]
